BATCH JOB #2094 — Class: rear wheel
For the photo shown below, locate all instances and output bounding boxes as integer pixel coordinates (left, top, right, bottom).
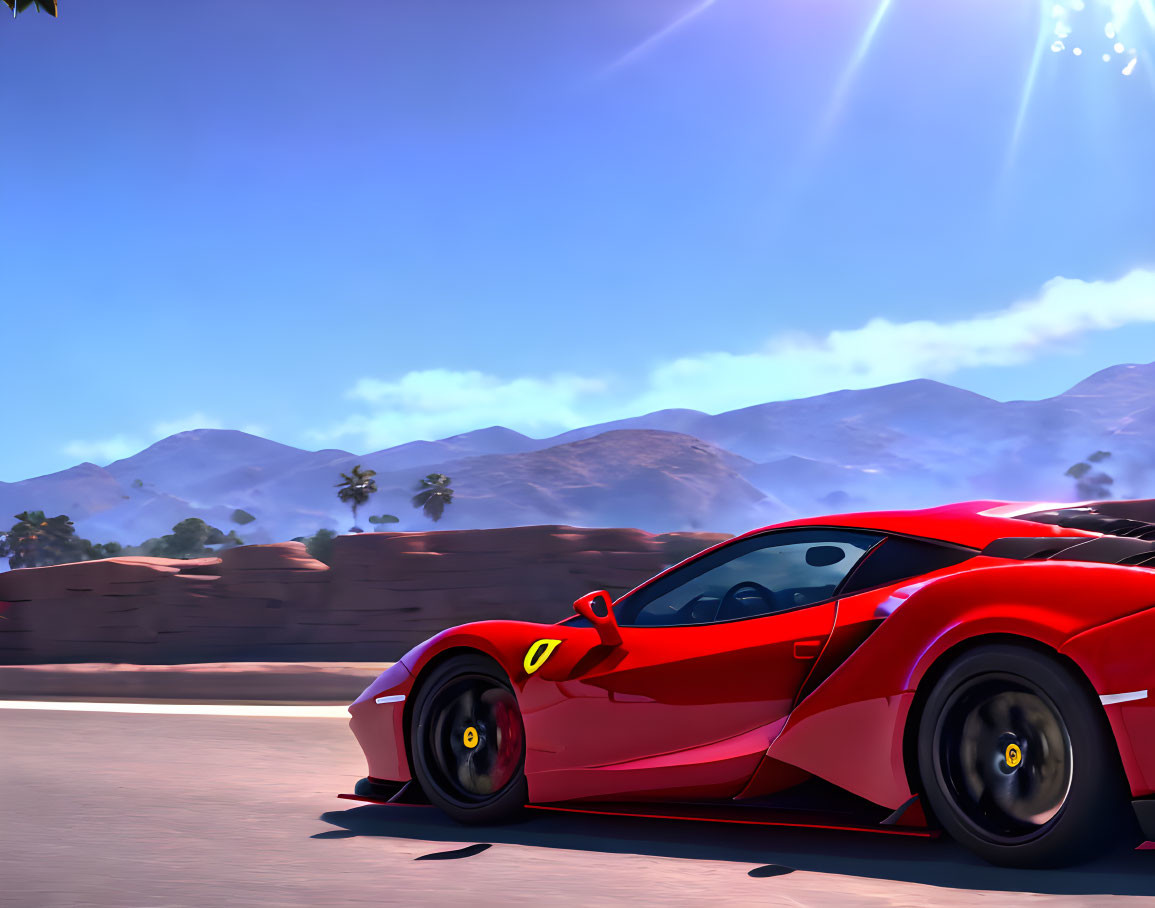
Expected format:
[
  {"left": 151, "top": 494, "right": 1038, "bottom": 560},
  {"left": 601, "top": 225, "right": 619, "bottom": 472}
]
[
  {"left": 410, "top": 653, "right": 527, "bottom": 825},
  {"left": 917, "top": 644, "right": 1132, "bottom": 866}
]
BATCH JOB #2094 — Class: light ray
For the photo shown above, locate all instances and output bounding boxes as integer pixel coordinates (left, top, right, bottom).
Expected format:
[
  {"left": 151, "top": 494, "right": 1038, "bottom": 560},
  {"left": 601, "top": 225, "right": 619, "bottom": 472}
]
[
  {"left": 601, "top": 0, "right": 720, "bottom": 76},
  {"left": 772, "top": 0, "right": 897, "bottom": 237},
  {"left": 813, "top": 0, "right": 896, "bottom": 142},
  {"left": 1007, "top": 0, "right": 1052, "bottom": 170}
]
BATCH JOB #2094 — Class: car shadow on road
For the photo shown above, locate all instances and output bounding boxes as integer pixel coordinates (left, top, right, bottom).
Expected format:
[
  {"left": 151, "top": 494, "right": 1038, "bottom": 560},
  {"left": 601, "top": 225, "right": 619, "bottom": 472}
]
[{"left": 315, "top": 804, "right": 1155, "bottom": 897}]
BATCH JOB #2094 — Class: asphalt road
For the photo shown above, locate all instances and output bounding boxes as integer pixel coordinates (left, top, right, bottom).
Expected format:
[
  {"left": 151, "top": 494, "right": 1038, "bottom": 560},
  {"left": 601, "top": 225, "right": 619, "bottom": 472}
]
[{"left": 3, "top": 704, "right": 1154, "bottom": 907}]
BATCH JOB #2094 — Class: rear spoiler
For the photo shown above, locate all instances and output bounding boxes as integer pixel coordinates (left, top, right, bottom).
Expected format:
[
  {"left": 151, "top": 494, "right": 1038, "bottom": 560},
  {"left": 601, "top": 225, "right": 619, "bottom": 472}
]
[
  {"left": 1084, "top": 499, "right": 1155, "bottom": 522},
  {"left": 983, "top": 535, "right": 1155, "bottom": 567}
]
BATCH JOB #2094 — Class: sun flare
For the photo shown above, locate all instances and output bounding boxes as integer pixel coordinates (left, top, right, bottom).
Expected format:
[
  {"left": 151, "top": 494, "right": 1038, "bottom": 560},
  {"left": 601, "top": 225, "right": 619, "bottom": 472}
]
[
  {"left": 1009, "top": 0, "right": 1154, "bottom": 166},
  {"left": 1048, "top": 0, "right": 1152, "bottom": 71}
]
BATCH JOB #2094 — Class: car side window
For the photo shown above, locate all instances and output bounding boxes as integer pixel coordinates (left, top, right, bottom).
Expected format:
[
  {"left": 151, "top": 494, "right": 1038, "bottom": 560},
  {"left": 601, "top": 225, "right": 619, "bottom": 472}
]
[
  {"left": 618, "top": 529, "right": 883, "bottom": 628},
  {"left": 838, "top": 535, "right": 975, "bottom": 595}
]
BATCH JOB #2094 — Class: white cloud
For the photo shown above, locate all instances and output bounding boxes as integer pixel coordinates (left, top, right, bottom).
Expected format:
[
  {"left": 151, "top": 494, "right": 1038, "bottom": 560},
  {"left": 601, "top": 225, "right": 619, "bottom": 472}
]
[
  {"left": 318, "top": 369, "right": 608, "bottom": 450},
  {"left": 633, "top": 269, "right": 1155, "bottom": 412},
  {"left": 62, "top": 435, "right": 141, "bottom": 464},
  {"left": 312, "top": 268, "right": 1155, "bottom": 450},
  {"left": 63, "top": 413, "right": 224, "bottom": 466},
  {"left": 152, "top": 412, "right": 222, "bottom": 437}
]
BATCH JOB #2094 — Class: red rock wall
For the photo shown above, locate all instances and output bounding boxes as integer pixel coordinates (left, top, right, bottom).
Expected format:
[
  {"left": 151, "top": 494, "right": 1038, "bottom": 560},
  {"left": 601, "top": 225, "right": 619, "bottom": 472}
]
[{"left": 0, "top": 526, "right": 730, "bottom": 664}]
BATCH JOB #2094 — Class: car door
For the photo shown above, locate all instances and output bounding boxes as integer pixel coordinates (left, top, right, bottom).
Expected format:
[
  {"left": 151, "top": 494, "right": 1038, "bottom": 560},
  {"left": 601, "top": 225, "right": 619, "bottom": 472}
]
[
  {"left": 792, "top": 533, "right": 980, "bottom": 705},
  {"left": 522, "top": 528, "right": 883, "bottom": 803}
]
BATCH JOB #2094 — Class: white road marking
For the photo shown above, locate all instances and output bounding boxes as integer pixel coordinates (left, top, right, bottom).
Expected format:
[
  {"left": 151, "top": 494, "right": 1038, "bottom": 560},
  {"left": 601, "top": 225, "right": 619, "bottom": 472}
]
[{"left": 0, "top": 700, "right": 350, "bottom": 718}]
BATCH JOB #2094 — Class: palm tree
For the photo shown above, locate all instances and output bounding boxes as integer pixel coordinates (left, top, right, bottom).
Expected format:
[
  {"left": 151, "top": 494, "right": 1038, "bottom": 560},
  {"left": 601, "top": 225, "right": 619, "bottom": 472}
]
[
  {"left": 0, "top": 511, "right": 80, "bottom": 567},
  {"left": 336, "top": 465, "right": 378, "bottom": 531},
  {"left": 411, "top": 473, "right": 454, "bottom": 523},
  {"left": 4, "top": 1, "right": 57, "bottom": 16},
  {"left": 1066, "top": 450, "right": 1114, "bottom": 500}
]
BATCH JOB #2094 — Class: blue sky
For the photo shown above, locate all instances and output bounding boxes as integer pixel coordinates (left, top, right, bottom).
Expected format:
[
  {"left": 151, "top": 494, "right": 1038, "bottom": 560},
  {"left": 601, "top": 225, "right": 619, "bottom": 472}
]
[{"left": 3, "top": 0, "right": 1154, "bottom": 482}]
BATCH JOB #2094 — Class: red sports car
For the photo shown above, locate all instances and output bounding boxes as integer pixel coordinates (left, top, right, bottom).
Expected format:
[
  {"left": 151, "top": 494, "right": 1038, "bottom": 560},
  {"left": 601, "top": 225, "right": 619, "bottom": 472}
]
[{"left": 343, "top": 499, "right": 1155, "bottom": 867}]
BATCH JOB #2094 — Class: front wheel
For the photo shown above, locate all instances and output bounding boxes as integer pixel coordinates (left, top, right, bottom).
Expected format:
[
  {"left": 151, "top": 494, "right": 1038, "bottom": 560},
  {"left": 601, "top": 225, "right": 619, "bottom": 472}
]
[
  {"left": 410, "top": 653, "right": 528, "bottom": 825},
  {"left": 917, "top": 644, "right": 1132, "bottom": 867}
]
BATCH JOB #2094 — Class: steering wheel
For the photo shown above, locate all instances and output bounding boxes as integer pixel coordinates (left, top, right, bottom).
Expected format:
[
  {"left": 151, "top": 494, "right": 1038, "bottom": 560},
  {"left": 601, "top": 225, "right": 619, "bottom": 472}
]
[{"left": 718, "top": 581, "right": 777, "bottom": 621}]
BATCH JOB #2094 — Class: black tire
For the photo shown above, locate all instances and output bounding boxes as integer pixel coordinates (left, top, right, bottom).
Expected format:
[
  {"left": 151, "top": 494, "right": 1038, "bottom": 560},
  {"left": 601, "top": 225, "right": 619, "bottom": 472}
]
[
  {"left": 409, "top": 653, "right": 528, "bottom": 825},
  {"left": 916, "top": 644, "right": 1133, "bottom": 867}
]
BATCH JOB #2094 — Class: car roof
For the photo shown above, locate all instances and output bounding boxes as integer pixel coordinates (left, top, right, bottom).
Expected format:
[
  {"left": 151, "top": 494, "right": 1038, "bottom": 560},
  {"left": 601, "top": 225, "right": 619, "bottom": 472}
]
[{"left": 736, "top": 500, "right": 1102, "bottom": 550}]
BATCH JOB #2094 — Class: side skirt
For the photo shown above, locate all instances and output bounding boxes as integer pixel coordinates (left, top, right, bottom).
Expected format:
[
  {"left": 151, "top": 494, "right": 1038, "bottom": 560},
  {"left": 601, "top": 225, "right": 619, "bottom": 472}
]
[
  {"left": 523, "top": 800, "right": 936, "bottom": 837},
  {"left": 338, "top": 778, "right": 428, "bottom": 806},
  {"left": 335, "top": 777, "right": 936, "bottom": 838}
]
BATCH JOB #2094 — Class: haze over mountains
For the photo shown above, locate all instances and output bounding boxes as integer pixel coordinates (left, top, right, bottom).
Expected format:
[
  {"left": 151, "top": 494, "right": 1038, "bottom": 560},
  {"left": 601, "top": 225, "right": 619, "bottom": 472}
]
[{"left": 5, "top": 362, "right": 1155, "bottom": 549}]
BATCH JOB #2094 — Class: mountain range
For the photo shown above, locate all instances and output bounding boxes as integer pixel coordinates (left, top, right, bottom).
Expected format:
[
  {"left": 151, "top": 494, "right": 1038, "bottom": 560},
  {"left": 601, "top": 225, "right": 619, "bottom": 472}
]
[{"left": 4, "top": 362, "right": 1155, "bottom": 549}]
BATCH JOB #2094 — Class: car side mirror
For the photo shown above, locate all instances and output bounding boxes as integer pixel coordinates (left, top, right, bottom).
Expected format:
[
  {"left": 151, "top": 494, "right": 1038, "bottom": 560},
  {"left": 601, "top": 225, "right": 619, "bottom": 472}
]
[{"left": 573, "top": 590, "right": 622, "bottom": 647}]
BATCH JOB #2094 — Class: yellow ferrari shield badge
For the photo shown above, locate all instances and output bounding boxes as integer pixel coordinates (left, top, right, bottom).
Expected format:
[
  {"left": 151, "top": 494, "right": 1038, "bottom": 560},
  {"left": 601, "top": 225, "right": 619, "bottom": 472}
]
[{"left": 1005, "top": 743, "right": 1022, "bottom": 768}]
